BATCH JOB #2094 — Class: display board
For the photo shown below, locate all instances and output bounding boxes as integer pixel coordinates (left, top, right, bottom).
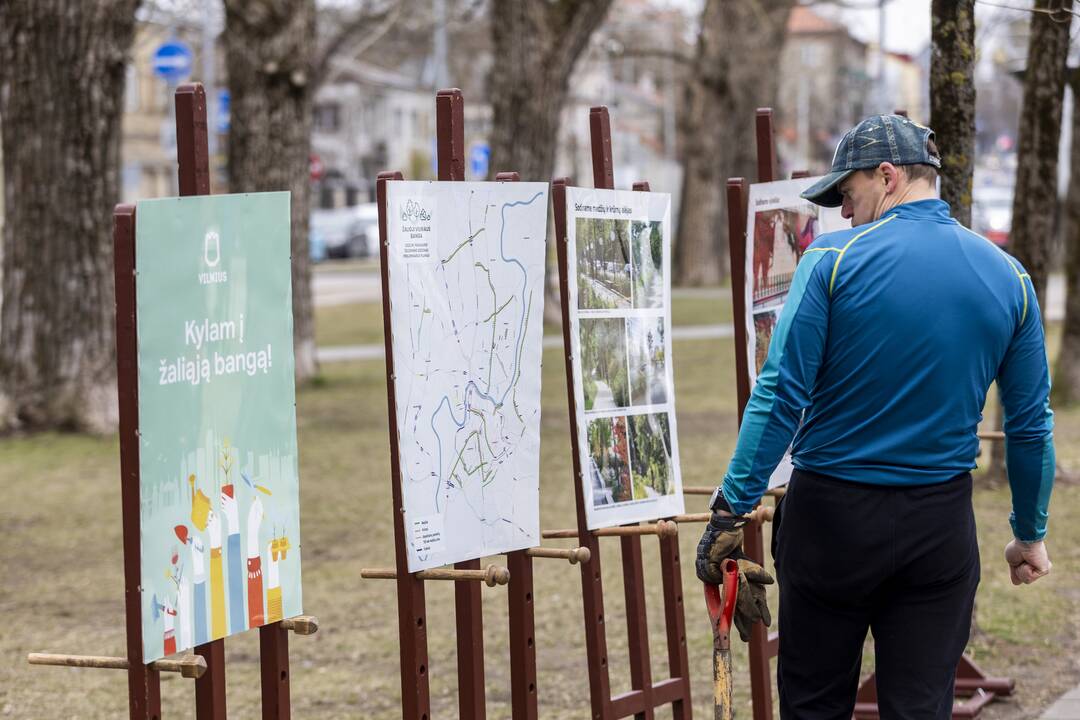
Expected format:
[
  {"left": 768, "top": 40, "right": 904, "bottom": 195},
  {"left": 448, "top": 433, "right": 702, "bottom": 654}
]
[
  {"left": 386, "top": 180, "right": 549, "bottom": 571},
  {"left": 744, "top": 177, "right": 846, "bottom": 488},
  {"left": 135, "top": 192, "right": 301, "bottom": 662},
  {"left": 565, "top": 187, "right": 684, "bottom": 529}
]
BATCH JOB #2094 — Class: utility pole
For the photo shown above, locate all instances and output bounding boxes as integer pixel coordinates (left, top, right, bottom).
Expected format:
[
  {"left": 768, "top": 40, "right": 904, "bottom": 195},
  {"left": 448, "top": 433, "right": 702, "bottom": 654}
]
[{"left": 433, "top": 0, "right": 449, "bottom": 90}]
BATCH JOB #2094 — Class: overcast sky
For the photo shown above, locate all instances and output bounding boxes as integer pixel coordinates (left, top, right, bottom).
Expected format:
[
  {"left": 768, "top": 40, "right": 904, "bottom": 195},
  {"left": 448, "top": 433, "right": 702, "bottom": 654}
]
[{"left": 816, "top": 0, "right": 932, "bottom": 55}]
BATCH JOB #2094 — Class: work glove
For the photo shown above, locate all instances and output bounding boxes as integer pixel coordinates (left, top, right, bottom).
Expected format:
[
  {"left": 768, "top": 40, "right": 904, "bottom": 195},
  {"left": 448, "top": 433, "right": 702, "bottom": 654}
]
[
  {"left": 695, "top": 511, "right": 746, "bottom": 585},
  {"left": 732, "top": 555, "right": 773, "bottom": 642},
  {"left": 696, "top": 511, "right": 774, "bottom": 642}
]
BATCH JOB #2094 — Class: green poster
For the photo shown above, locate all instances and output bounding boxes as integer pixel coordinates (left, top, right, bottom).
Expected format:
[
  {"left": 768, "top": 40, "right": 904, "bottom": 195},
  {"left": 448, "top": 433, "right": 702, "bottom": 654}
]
[{"left": 135, "top": 192, "right": 301, "bottom": 663}]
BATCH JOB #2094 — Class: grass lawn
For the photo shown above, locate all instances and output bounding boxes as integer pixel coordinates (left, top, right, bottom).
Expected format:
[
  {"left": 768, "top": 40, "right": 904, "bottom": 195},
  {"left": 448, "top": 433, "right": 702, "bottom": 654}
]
[{"left": 2, "top": 305, "right": 1077, "bottom": 718}]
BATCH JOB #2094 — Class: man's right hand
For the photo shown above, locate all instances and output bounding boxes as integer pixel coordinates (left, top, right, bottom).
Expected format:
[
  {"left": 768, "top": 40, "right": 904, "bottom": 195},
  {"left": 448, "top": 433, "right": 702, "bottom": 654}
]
[{"left": 1004, "top": 539, "right": 1051, "bottom": 585}]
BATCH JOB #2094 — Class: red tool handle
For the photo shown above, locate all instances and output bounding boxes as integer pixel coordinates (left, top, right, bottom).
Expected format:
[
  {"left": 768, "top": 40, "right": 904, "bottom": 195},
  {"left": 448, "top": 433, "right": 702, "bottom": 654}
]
[{"left": 704, "top": 558, "right": 739, "bottom": 635}]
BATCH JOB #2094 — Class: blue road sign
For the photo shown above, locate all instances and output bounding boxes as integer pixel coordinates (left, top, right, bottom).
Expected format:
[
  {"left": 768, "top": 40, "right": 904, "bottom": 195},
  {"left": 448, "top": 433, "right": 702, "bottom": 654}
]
[
  {"left": 470, "top": 143, "right": 490, "bottom": 179},
  {"left": 216, "top": 89, "right": 230, "bottom": 133},
  {"left": 152, "top": 41, "right": 193, "bottom": 81}
]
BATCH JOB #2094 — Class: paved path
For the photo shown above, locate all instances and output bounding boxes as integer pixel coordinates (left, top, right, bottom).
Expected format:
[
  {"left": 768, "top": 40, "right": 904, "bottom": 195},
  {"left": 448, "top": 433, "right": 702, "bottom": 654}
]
[
  {"left": 314, "top": 273, "right": 1065, "bottom": 364},
  {"left": 1042, "top": 687, "right": 1080, "bottom": 719},
  {"left": 317, "top": 323, "right": 735, "bottom": 364}
]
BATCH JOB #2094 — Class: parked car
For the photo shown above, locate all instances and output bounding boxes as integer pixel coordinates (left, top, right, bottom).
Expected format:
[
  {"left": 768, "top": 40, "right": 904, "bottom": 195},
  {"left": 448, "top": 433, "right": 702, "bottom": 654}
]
[
  {"left": 971, "top": 186, "right": 1012, "bottom": 248},
  {"left": 310, "top": 203, "right": 378, "bottom": 259}
]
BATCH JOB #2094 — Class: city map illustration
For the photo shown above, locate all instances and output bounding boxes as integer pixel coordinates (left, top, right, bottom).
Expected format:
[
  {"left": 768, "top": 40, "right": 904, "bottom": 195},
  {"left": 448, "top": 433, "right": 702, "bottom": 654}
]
[{"left": 386, "top": 181, "right": 549, "bottom": 571}]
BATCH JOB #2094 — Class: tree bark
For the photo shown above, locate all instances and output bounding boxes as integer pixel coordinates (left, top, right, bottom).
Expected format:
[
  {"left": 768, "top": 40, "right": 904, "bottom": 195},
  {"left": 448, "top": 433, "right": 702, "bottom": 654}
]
[
  {"left": 487, "top": 0, "right": 615, "bottom": 325},
  {"left": 987, "top": 0, "right": 1071, "bottom": 479},
  {"left": 1052, "top": 69, "right": 1080, "bottom": 406},
  {"left": 929, "top": 0, "right": 976, "bottom": 227},
  {"left": 1008, "top": 0, "right": 1072, "bottom": 306},
  {"left": 0, "top": 0, "right": 139, "bottom": 432},
  {"left": 224, "top": 0, "right": 318, "bottom": 382},
  {"left": 674, "top": 0, "right": 795, "bottom": 287}
]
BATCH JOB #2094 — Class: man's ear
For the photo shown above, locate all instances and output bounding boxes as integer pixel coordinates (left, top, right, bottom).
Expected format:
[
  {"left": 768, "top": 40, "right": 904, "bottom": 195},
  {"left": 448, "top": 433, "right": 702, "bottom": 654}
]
[{"left": 879, "top": 162, "right": 901, "bottom": 194}]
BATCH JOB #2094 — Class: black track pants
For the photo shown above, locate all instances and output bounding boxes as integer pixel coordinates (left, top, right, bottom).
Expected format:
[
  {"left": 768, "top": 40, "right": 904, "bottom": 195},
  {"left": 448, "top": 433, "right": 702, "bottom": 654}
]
[{"left": 772, "top": 468, "right": 980, "bottom": 720}]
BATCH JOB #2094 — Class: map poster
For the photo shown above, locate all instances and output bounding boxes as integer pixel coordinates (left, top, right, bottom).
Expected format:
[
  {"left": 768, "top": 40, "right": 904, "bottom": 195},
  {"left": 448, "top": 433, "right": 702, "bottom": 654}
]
[
  {"left": 566, "top": 187, "right": 685, "bottom": 529},
  {"left": 386, "top": 180, "right": 549, "bottom": 572},
  {"left": 135, "top": 192, "right": 301, "bottom": 663},
  {"left": 744, "top": 177, "right": 846, "bottom": 488}
]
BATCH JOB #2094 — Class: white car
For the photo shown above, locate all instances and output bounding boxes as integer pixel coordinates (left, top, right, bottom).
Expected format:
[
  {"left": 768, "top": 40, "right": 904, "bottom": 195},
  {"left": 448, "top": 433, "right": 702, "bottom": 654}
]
[{"left": 310, "top": 203, "right": 378, "bottom": 259}]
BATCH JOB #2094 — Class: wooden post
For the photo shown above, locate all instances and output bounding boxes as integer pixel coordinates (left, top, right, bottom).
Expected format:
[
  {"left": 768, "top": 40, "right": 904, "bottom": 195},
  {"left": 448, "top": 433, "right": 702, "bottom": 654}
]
[
  {"left": 633, "top": 177, "right": 691, "bottom": 720},
  {"left": 720, "top": 107, "right": 781, "bottom": 720},
  {"left": 113, "top": 202, "right": 162, "bottom": 720},
  {"left": 175, "top": 82, "right": 229, "bottom": 720},
  {"left": 376, "top": 168, "right": 431, "bottom": 720},
  {"left": 434, "top": 87, "right": 488, "bottom": 720},
  {"left": 552, "top": 177, "right": 612, "bottom": 720},
  {"left": 494, "top": 168, "right": 542, "bottom": 720},
  {"left": 589, "top": 108, "right": 657, "bottom": 720}
]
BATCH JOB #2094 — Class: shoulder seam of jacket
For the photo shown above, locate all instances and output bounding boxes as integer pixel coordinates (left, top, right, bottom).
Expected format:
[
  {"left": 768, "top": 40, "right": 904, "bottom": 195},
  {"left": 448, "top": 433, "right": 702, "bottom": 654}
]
[
  {"left": 959, "top": 226, "right": 1030, "bottom": 326},
  {"left": 828, "top": 214, "right": 897, "bottom": 296}
]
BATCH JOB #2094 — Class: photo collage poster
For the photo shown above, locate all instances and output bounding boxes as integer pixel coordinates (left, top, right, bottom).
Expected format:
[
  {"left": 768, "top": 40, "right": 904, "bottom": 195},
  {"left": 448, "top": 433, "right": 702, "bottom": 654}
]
[
  {"left": 744, "top": 177, "right": 846, "bottom": 488},
  {"left": 566, "top": 187, "right": 685, "bottom": 529},
  {"left": 136, "top": 192, "right": 301, "bottom": 663},
  {"left": 385, "top": 180, "right": 549, "bottom": 571}
]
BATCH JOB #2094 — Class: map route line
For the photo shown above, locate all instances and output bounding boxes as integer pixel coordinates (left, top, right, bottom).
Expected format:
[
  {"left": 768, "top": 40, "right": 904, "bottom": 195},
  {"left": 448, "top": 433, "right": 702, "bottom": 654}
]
[
  {"left": 442, "top": 228, "right": 485, "bottom": 265},
  {"left": 428, "top": 190, "right": 544, "bottom": 512}
]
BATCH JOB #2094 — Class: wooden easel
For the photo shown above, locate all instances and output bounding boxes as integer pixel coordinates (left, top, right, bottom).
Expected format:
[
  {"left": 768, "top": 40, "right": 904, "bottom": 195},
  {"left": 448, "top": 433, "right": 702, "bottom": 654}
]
[
  {"left": 28, "top": 82, "right": 318, "bottom": 720},
  {"left": 364, "top": 87, "right": 589, "bottom": 720},
  {"left": 547, "top": 105, "right": 694, "bottom": 720}
]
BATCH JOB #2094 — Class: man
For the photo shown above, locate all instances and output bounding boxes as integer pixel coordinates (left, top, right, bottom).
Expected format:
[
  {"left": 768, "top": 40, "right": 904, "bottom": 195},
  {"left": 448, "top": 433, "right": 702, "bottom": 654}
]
[{"left": 696, "top": 114, "right": 1054, "bottom": 719}]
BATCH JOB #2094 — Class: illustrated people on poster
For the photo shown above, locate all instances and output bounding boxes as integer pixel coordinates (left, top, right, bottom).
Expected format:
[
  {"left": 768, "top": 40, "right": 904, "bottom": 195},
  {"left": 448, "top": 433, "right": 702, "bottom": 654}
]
[
  {"left": 175, "top": 546, "right": 192, "bottom": 651},
  {"left": 207, "top": 509, "right": 227, "bottom": 639},
  {"left": 266, "top": 535, "right": 284, "bottom": 624},
  {"left": 190, "top": 531, "right": 209, "bottom": 645},
  {"left": 221, "top": 485, "right": 246, "bottom": 635},
  {"left": 246, "top": 496, "right": 265, "bottom": 628},
  {"left": 157, "top": 596, "right": 178, "bottom": 657}
]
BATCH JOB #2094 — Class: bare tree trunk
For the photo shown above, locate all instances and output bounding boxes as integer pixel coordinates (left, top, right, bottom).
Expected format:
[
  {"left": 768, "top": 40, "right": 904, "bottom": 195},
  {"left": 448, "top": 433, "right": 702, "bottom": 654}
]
[
  {"left": 487, "top": 0, "right": 614, "bottom": 326},
  {"left": 1009, "top": 0, "right": 1072, "bottom": 306},
  {"left": 988, "top": 0, "right": 1072, "bottom": 479},
  {"left": 0, "top": 0, "right": 139, "bottom": 433},
  {"left": 674, "top": 0, "right": 794, "bottom": 287},
  {"left": 224, "top": 0, "right": 318, "bottom": 382},
  {"left": 1052, "top": 70, "right": 1080, "bottom": 406},
  {"left": 929, "top": 0, "right": 976, "bottom": 227}
]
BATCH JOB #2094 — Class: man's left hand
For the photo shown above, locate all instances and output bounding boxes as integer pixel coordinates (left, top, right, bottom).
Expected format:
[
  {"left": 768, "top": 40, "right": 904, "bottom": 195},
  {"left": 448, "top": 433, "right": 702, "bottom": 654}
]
[{"left": 695, "top": 512, "right": 745, "bottom": 585}]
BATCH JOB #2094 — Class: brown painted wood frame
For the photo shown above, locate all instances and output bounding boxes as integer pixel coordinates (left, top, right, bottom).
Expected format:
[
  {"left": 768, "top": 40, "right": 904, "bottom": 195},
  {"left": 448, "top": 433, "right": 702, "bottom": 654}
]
[
  {"left": 375, "top": 88, "right": 540, "bottom": 719},
  {"left": 550, "top": 105, "right": 692, "bottom": 720},
  {"left": 727, "top": 107, "right": 1014, "bottom": 720},
  {"left": 112, "top": 82, "right": 299, "bottom": 720}
]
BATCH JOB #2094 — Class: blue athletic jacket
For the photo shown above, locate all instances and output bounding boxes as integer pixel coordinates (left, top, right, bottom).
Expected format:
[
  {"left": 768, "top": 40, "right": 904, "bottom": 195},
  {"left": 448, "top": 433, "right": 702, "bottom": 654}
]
[{"left": 721, "top": 198, "right": 1055, "bottom": 542}]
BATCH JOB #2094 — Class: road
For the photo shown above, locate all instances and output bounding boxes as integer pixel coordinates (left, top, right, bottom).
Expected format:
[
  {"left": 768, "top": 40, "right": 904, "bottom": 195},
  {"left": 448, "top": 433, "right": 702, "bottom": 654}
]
[{"left": 314, "top": 272, "right": 1068, "bottom": 364}]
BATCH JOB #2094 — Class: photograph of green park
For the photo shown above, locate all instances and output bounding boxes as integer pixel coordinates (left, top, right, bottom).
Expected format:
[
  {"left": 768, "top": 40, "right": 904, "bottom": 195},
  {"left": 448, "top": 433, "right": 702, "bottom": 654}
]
[
  {"left": 577, "top": 217, "right": 632, "bottom": 309},
  {"left": 587, "top": 416, "right": 633, "bottom": 507},
  {"left": 580, "top": 317, "right": 630, "bottom": 411},
  {"left": 627, "top": 412, "right": 675, "bottom": 499},
  {"left": 631, "top": 220, "right": 664, "bottom": 309},
  {"left": 627, "top": 317, "right": 667, "bottom": 406}
]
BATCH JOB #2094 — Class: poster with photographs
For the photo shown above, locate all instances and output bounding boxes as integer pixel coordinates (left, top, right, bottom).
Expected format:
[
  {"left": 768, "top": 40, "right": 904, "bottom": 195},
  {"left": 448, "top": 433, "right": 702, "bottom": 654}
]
[
  {"left": 744, "top": 177, "right": 846, "bottom": 487},
  {"left": 567, "top": 187, "right": 684, "bottom": 529}
]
